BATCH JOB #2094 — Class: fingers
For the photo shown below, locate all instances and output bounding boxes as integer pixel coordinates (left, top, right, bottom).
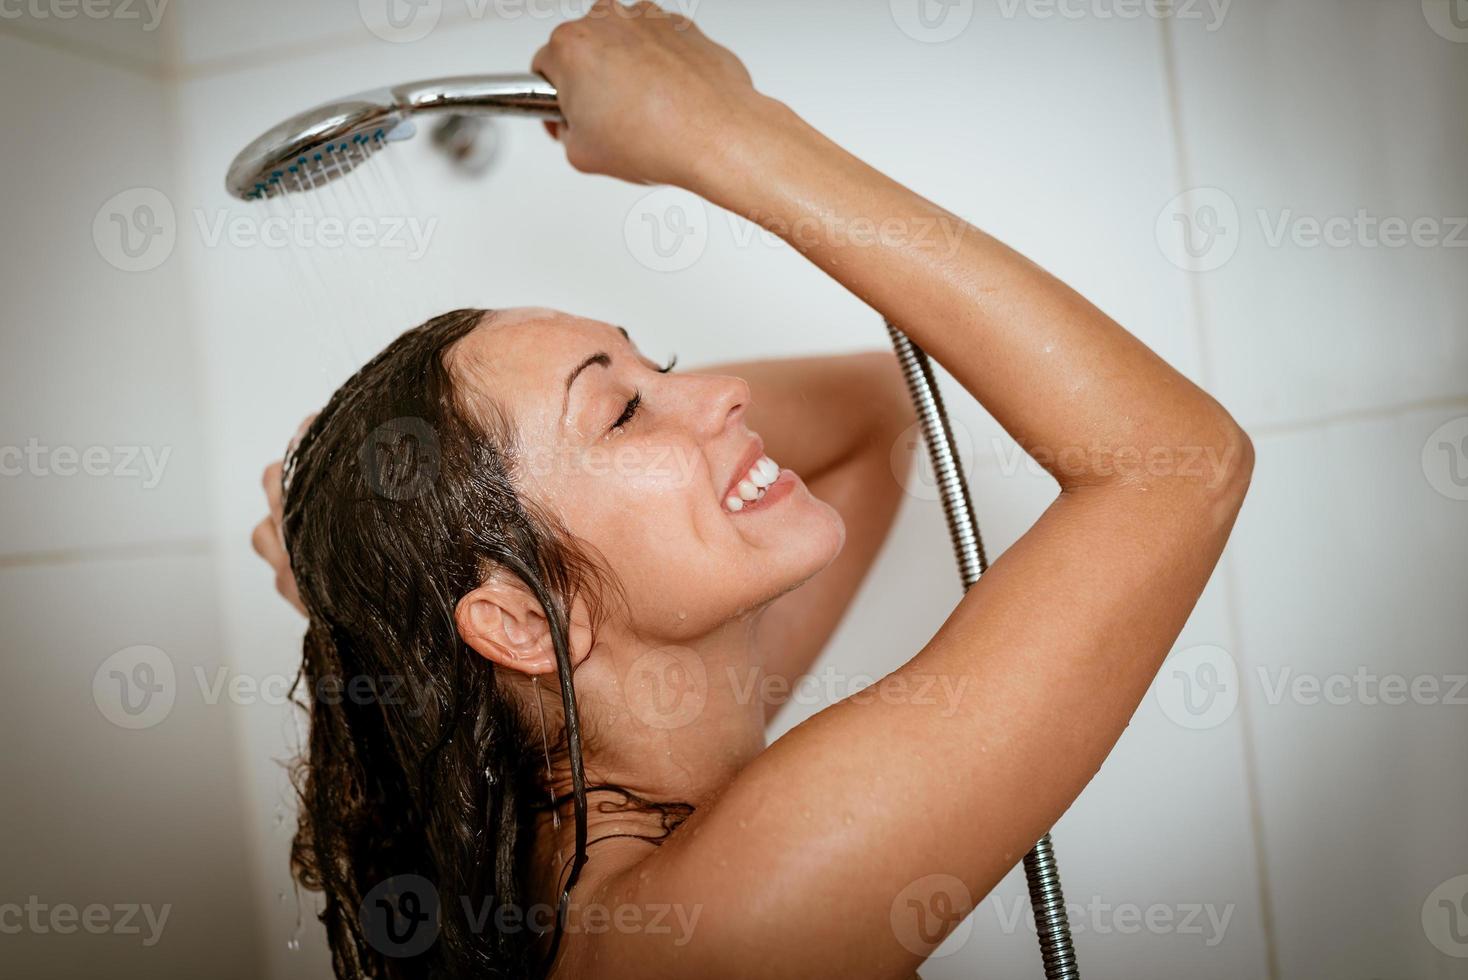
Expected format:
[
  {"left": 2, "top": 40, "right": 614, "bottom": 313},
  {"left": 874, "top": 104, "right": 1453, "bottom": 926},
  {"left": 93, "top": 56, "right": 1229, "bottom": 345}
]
[{"left": 542, "top": 119, "right": 561, "bottom": 141}]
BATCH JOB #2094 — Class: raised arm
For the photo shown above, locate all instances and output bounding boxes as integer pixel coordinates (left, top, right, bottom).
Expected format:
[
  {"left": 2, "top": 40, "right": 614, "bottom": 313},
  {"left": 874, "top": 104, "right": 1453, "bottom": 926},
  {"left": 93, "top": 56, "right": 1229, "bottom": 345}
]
[{"left": 532, "top": 5, "right": 1252, "bottom": 979}]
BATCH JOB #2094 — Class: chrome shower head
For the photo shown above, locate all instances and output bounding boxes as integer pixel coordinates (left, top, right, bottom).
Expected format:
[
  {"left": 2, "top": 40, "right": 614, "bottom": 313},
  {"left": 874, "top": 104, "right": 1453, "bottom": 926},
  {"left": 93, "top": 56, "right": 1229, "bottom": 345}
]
[{"left": 225, "top": 73, "right": 560, "bottom": 201}]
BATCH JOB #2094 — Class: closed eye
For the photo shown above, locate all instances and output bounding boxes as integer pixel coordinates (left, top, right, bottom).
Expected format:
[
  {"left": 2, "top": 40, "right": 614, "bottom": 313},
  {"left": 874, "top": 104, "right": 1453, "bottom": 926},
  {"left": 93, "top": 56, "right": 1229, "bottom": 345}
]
[{"left": 611, "top": 391, "right": 642, "bottom": 430}]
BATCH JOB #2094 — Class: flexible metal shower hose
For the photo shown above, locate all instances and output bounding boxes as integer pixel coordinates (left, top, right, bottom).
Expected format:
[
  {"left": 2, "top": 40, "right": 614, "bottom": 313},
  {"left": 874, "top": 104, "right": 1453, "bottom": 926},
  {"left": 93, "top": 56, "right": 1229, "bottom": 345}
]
[{"left": 884, "top": 320, "right": 1080, "bottom": 980}]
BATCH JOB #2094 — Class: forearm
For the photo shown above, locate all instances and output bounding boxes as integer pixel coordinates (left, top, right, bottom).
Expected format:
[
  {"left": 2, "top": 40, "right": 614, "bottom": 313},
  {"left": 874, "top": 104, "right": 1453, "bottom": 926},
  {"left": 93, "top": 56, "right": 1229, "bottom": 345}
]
[{"left": 686, "top": 97, "right": 1245, "bottom": 494}]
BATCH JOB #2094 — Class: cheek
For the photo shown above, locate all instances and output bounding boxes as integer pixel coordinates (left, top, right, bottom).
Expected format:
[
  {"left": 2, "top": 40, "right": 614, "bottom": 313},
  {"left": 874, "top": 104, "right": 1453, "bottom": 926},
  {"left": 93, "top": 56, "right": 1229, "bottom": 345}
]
[{"left": 549, "top": 443, "right": 714, "bottom": 579}]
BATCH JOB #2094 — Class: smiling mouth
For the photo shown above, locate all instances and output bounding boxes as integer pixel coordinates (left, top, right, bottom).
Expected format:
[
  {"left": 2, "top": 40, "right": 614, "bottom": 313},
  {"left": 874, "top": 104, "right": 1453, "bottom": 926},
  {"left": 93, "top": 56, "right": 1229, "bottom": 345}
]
[{"left": 722, "top": 453, "right": 782, "bottom": 513}]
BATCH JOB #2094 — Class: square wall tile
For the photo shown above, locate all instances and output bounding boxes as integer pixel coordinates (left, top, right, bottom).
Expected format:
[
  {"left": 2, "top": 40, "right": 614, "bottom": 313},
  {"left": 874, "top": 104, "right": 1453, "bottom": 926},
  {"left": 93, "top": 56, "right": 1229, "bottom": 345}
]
[
  {"left": 0, "top": 34, "right": 209, "bottom": 556},
  {"left": 1165, "top": 0, "right": 1468, "bottom": 429},
  {"left": 1229, "top": 405, "right": 1468, "bottom": 977},
  {"left": 0, "top": 554, "right": 262, "bottom": 978}
]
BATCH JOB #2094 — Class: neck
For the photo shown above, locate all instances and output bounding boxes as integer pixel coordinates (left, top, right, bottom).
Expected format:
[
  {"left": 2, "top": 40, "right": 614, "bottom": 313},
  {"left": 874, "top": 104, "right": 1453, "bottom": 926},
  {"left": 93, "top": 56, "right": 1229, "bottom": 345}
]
[{"left": 529, "top": 608, "right": 772, "bottom": 888}]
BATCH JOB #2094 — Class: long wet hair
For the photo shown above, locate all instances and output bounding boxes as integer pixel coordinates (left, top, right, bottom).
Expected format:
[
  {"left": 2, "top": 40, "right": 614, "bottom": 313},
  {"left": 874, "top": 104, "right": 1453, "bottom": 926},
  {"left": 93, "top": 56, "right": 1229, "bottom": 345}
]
[{"left": 281, "top": 308, "right": 635, "bottom": 978}]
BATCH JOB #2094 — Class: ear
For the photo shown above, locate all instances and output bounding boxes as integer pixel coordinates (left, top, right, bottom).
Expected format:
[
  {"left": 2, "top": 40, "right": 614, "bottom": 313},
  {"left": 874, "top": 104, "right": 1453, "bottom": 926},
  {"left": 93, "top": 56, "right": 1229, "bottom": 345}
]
[{"left": 455, "top": 571, "right": 593, "bottom": 677}]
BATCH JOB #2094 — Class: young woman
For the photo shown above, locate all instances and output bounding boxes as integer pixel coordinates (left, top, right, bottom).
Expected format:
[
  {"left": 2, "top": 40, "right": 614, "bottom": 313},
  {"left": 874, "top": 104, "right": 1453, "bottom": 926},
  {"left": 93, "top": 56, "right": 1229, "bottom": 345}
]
[{"left": 250, "top": 3, "right": 1253, "bottom": 977}]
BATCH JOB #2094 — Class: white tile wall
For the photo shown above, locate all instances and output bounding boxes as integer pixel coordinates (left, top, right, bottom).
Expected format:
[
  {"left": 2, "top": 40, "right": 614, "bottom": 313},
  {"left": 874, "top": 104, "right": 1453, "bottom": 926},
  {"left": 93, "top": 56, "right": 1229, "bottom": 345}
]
[
  {"left": 7, "top": 0, "right": 1462, "bottom": 977},
  {"left": 0, "top": 22, "right": 262, "bottom": 980},
  {"left": 1227, "top": 406, "right": 1468, "bottom": 978},
  {"left": 0, "top": 32, "right": 208, "bottom": 556},
  {"left": 1164, "top": 0, "right": 1468, "bottom": 430},
  {"left": 0, "top": 555, "right": 263, "bottom": 978}
]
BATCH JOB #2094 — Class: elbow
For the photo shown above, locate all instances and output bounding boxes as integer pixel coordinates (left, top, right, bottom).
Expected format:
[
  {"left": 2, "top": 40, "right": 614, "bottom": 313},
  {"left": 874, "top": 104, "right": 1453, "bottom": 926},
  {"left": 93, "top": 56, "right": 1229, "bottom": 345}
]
[{"left": 1195, "top": 409, "right": 1254, "bottom": 528}]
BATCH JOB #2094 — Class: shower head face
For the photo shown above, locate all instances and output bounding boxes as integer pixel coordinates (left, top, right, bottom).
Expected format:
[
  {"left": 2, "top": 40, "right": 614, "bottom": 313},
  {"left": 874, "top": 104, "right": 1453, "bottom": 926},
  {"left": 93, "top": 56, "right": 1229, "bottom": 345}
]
[
  {"left": 226, "top": 88, "right": 411, "bottom": 200},
  {"left": 225, "top": 73, "right": 560, "bottom": 201}
]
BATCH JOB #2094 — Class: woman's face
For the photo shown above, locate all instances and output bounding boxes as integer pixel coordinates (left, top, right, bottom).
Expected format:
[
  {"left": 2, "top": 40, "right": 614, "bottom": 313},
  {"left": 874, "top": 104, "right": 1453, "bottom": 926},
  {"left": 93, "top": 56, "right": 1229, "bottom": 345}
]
[{"left": 449, "top": 307, "right": 845, "bottom": 640}]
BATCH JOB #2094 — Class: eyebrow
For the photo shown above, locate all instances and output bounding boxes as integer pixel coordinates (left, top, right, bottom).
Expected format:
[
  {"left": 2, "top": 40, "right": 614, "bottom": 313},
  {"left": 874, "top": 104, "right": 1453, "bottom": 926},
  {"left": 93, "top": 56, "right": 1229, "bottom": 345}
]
[{"left": 560, "top": 327, "right": 632, "bottom": 423}]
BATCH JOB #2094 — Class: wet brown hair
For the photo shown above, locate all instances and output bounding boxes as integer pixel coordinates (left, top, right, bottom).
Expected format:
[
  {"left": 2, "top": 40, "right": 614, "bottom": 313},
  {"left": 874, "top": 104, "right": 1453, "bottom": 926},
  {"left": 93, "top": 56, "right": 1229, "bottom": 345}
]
[{"left": 281, "top": 308, "right": 607, "bottom": 978}]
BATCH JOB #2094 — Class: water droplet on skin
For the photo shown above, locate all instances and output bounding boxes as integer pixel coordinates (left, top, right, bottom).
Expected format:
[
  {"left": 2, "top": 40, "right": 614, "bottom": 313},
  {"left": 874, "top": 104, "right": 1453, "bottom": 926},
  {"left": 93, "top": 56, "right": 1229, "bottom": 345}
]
[{"left": 676, "top": 610, "right": 687, "bottom": 621}]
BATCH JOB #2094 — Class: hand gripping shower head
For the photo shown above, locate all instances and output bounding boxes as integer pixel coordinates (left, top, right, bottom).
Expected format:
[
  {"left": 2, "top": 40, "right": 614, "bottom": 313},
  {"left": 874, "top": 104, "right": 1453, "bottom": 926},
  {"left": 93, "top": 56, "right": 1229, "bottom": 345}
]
[{"left": 224, "top": 73, "right": 560, "bottom": 200}]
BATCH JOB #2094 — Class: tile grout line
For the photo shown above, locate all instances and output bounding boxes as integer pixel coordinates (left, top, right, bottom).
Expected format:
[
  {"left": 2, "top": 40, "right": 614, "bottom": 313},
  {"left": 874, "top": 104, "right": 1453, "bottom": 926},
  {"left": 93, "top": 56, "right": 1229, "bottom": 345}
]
[
  {"left": 0, "top": 537, "right": 214, "bottom": 569},
  {"left": 1245, "top": 393, "right": 1468, "bottom": 439},
  {"left": 4, "top": 7, "right": 510, "bottom": 84},
  {"left": 1156, "top": 16, "right": 1281, "bottom": 980}
]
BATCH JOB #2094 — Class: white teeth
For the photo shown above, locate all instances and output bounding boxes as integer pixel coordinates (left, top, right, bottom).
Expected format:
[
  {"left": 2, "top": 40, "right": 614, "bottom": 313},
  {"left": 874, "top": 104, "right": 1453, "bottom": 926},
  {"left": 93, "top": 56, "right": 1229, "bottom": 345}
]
[{"left": 724, "top": 454, "right": 782, "bottom": 512}]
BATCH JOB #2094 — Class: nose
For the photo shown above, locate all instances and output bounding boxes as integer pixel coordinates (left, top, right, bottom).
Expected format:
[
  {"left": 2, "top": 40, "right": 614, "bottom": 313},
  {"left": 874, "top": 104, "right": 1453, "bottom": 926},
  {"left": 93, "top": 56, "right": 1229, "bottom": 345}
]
[{"left": 692, "top": 373, "right": 750, "bottom": 437}]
